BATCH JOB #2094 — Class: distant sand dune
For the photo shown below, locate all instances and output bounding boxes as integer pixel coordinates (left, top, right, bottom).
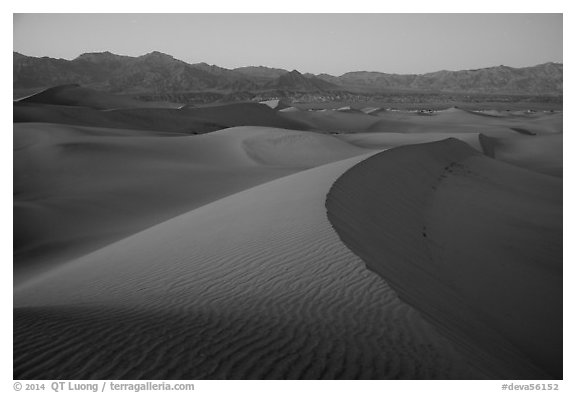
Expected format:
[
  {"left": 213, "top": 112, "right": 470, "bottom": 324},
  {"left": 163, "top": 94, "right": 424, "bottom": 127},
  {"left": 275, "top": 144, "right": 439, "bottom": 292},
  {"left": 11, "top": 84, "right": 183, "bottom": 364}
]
[
  {"left": 279, "top": 109, "right": 380, "bottom": 132},
  {"left": 368, "top": 107, "right": 562, "bottom": 136},
  {"left": 14, "top": 124, "right": 372, "bottom": 283},
  {"left": 14, "top": 154, "right": 480, "bottom": 379},
  {"left": 277, "top": 107, "right": 562, "bottom": 138},
  {"left": 18, "top": 84, "right": 181, "bottom": 109},
  {"left": 259, "top": 99, "right": 290, "bottom": 110},
  {"left": 182, "top": 102, "right": 310, "bottom": 130},
  {"left": 243, "top": 131, "right": 368, "bottom": 167},
  {"left": 485, "top": 134, "right": 562, "bottom": 177},
  {"left": 14, "top": 103, "right": 226, "bottom": 133},
  {"left": 336, "top": 132, "right": 485, "bottom": 153},
  {"left": 14, "top": 100, "right": 310, "bottom": 134},
  {"left": 327, "top": 139, "right": 562, "bottom": 379}
]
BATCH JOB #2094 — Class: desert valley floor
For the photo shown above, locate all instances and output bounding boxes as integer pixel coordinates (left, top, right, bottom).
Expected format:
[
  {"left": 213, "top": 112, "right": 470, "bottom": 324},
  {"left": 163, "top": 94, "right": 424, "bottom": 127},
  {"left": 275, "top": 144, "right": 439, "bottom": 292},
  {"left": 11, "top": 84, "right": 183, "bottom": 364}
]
[{"left": 13, "top": 85, "right": 562, "bottom": 379}]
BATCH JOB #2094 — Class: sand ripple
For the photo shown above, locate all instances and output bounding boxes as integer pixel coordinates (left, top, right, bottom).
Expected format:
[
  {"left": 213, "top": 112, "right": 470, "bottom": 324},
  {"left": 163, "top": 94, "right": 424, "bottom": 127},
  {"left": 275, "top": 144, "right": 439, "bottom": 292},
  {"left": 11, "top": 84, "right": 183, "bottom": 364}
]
[
  {"left": 326, "top": 139, "right": 562, "bottom": 379},
  {"left": 15, "top": 154, "right": 478, "bottom": 379}
]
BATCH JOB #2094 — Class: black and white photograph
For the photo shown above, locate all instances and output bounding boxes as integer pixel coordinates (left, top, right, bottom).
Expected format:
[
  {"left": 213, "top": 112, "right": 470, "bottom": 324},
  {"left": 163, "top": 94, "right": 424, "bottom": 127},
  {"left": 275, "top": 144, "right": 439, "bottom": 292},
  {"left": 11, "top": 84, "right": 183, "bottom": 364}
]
[{"left": 10, "top": 6, "right": 567, "bottom": 386}]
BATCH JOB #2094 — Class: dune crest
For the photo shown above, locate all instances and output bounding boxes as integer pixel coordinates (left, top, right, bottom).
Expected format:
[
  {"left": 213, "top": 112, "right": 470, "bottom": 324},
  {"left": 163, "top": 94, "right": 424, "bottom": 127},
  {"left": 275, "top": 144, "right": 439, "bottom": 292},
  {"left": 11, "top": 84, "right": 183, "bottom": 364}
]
[
  {"left": 14, "top": 124, "right": 371, "bottom": 283},
  {"left": 326, "top": 139, "right": 562, "bottom": 379},
  {"left": 18, "top": 84, "right": 181, "bottom": 109},
  {"left": 14, "top": 154, "right": 481, "bottom": 380}
]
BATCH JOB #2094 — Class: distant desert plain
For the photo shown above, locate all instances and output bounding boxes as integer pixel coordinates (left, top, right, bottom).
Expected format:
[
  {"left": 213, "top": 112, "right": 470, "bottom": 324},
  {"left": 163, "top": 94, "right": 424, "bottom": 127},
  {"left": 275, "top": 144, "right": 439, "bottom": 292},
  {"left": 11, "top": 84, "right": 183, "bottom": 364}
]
[{"left": 13, "top": 53, "right": 562, "bottom": 380}]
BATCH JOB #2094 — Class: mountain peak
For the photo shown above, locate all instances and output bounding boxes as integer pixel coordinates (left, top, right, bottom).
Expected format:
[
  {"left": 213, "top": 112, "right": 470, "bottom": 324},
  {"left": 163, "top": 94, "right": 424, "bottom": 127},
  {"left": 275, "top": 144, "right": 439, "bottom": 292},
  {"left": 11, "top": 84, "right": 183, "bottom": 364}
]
[
  {"left": 141, "top": 51, "right": 174, "bottom": 60},
  {"left": 270, "top": 69, "right": 337, "bottom": 91},
  {"left": 75, "top": 51, "right": 123, "bottom": 61},
  {"left": 13, "top": 51, "right": 563, "bottom": 95}
]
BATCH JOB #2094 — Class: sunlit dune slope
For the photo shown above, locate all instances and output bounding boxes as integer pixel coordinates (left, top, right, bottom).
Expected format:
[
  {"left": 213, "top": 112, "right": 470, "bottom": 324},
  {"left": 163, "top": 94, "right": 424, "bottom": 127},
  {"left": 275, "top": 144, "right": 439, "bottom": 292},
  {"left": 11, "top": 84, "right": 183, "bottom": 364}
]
[{"left": 14, "top": 124, "right": 371, "bottom": 282}]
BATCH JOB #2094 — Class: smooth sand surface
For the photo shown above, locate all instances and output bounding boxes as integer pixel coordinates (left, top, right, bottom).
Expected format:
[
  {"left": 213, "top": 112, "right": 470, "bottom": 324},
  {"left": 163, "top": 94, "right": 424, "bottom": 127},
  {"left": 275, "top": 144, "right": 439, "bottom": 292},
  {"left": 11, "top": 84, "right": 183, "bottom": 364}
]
[
  {"left": 14, "top": 123, "right": 372, "bottom": 283},
  {"left": 279, "top": 109, "right": 381, "bottom": 132},
  {"left": 487, "top": 134, "right": 563, "bottom": 177},
  {"left": 278, "top": 106, "right": 300, "bottom": 112},
  {"left": 15, "top": 101, "right": 310, "bottom": 133},
  {"left": 260, "top": 99, "right": 290, "bottom": 110},
  {"left": 14, "top": 103, "right": 226, "bottom": 133},
  {"left": 336, "top": 132, "right": 485, "bottom": 153},
  {"left": 14, "top": 153, "right": 482, "bottom": 380},
  {"left": 14, "top": 86, "right": 50, "bottom": 100},
  {"left": 326, "top": 139, "right": 562, "bottom": 379}
]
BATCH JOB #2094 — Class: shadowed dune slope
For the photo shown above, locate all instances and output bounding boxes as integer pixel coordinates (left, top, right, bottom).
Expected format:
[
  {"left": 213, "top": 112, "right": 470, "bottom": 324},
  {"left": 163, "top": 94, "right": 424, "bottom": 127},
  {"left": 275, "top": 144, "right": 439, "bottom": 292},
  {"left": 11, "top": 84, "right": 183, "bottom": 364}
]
[
  {"left": 337, "top": 132, "right": 485, "bottom": 153},
  {"left": 14, "top": 86, "right": 49, "bottom": 100},
  {"left": 18, "top": 84, "right": 181, "bottom": 109},
  {"left": 14, "top": 154, "right": 482, "bottom": 380},
  {"left": 14, "top": 103, "right": 226, "bottom": 133},
  {"left": 279, "top": 109, "right": 380, "bottom": 132},
  {"left": 14, "top": 124, "right": 372, "bottom": 283},
  {"left": 182, "top": 102, "right": 311, "bottom": 130},
  {"left": 487, "top": 134, "right": 563, "bottom": 177},
  {"left": 14, "top": 101, "right": 310, "bottom": 134},
  {"left": 326, "top": 139, "right": 562, "bottom": 379}
]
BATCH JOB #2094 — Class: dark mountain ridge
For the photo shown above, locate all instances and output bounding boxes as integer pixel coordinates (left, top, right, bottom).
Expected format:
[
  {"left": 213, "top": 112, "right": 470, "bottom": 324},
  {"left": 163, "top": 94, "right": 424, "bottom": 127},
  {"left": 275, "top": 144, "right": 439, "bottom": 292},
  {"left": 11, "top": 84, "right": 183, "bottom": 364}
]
[{"left": 13, "top": 51, "right": 562, "bottom": 96}]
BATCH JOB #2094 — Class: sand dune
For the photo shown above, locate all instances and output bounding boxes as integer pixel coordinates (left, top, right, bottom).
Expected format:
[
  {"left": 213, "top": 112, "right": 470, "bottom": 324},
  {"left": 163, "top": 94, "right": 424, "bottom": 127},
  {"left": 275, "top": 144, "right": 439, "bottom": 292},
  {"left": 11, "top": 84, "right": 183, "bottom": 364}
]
[
  {"left": 18, "top": 84, "right": 181, "bottom": 109},
  {"left": 278, "top": 106, "right": 300, "bottom": 112},
  {"left": 326, "top": 139, "right": 562, "bottom": 379},
  {"left": 279, "top": 109, "right": 381, "bottom": 132},
  {"left": 337, "top": 132, "right": 485, "bottom": 153},
  {"left": 13, "top": 90, "right": 563, "bottom": 381},
  {"left": 483, "top": 134, "right": 563, "bottom": 177},
  {"left": 368, "top": 107, "right": 562, "bottom": 136},
  {"left": 260, "top": 99, "right": 290, "bottom": 110},
  {"left": 182, "top": 102, "right": 310, "bottom": 130},
  {"left": 14, "top": 153, "right": 481, "bottom": 380},
  {"left": 14, "top": 103, "right": 226, "bottom": 133},
  {"left": 243, "top": 131, "right": 368, "bottom": 167},
  {"left": 14, "top": 86, "right": 50, "bottom": 100},
  {"left": 14, "top": 123, "right": 372, "bottom": 283},
  {"left": 15, "top": 101, "right": 310, "bottom": 133},
  {"left": 277, "top": 107, "right": 562, "bottom": 138}
]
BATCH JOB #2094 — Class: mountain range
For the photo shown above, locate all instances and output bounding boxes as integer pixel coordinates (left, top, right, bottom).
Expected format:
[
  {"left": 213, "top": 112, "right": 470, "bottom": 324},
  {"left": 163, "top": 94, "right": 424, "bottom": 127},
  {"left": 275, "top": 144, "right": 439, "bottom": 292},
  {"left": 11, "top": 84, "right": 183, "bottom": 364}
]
[{"left": 13, "top": 51, "right": 563, "bottom": 96}]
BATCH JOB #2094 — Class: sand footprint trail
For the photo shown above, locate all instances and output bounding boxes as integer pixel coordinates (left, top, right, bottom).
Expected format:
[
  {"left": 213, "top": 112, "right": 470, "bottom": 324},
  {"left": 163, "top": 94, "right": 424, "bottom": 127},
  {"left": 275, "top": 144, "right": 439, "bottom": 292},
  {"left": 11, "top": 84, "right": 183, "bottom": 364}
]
[
  {"left": 14, "top": 153, "right": 480, "bottom": 380},
  {"left": 14, "top": 109, "right": 562, "bottom": 379}
]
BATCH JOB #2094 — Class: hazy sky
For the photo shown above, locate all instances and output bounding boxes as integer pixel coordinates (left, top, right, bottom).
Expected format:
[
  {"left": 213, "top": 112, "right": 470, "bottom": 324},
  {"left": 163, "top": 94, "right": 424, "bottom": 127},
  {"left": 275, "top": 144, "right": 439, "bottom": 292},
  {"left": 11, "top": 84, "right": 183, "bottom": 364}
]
[{"left": 13, "top": 13, "right": 562, "bottom": 75}]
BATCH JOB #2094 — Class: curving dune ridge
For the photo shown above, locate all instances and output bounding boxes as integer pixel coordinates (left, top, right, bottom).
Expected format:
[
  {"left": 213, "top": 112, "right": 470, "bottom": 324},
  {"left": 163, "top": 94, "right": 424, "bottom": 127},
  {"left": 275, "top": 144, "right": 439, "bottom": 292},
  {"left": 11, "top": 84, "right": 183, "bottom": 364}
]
[
  {"left": 14, "top": 154, "right": 481, "bottom": 380},
  {"left": 14, "top": 124, "right": 370, "bottom": 283},
  {"left": 17, "top": 84, "right": 181, "bottom": 109},
  {"left": 13, "top": 85, "right": 563, "bottom": 381},
  {"left": 326, "top": 139, "right": 562, "bottom": 379}
]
